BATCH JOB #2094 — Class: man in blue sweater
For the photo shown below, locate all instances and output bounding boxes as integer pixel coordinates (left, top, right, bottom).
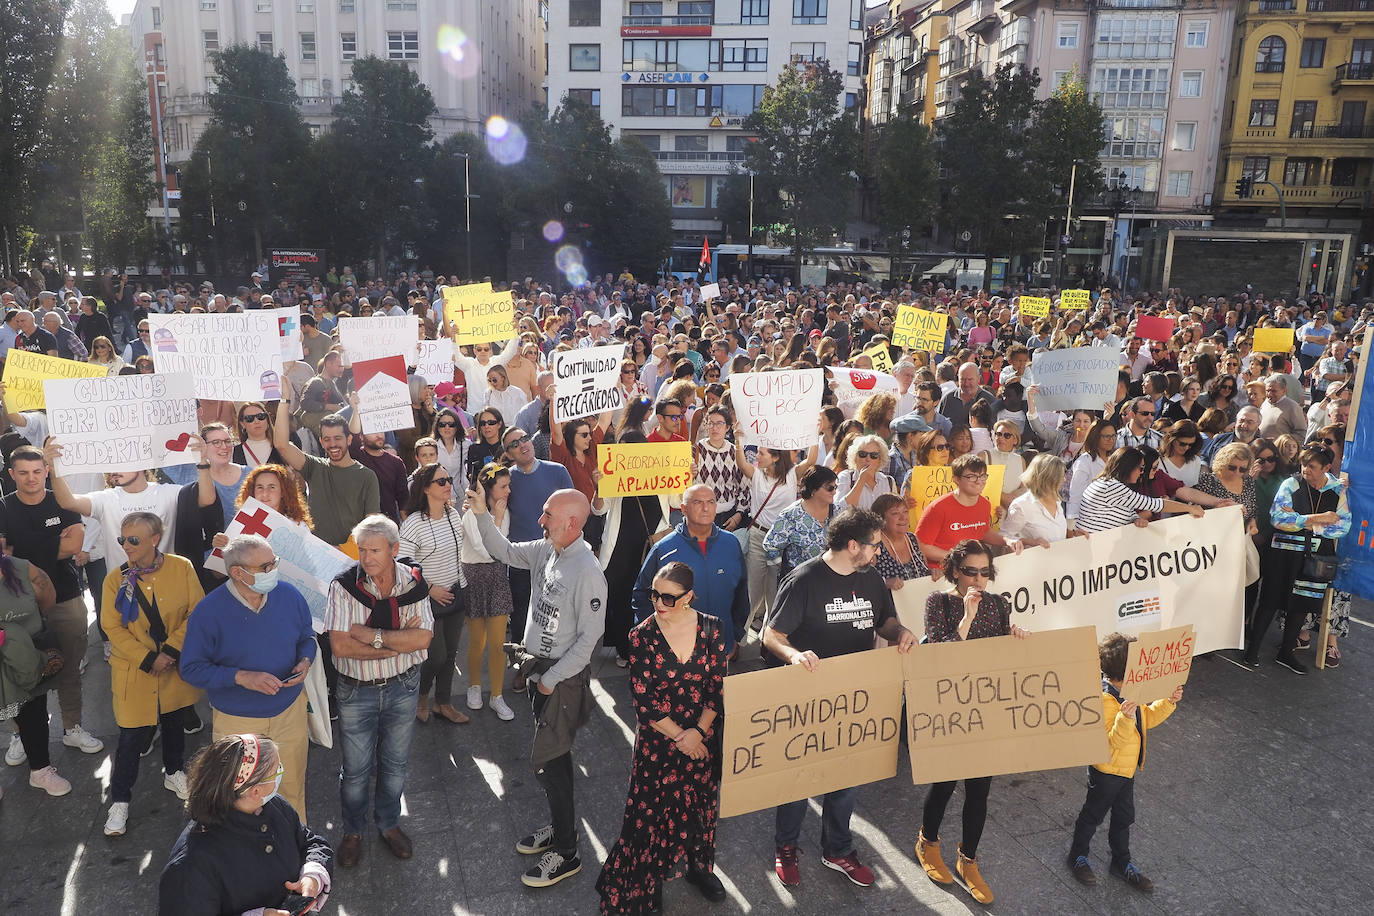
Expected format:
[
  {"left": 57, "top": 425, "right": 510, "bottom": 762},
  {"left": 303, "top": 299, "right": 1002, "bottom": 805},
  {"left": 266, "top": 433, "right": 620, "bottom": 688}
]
[
  {"left": 180, "top": 534, "right": 317, "bottom": 820},
  {"left": 632, "top": 484, "right": 749, "bottom": 657}
]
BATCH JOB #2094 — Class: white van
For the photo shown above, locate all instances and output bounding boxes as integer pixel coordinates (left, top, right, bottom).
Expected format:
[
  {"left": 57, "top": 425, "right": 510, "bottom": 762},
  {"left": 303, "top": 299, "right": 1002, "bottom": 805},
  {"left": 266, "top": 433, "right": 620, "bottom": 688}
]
[{"left": 921, "top": 258, "right": 987, "bottom": 290}]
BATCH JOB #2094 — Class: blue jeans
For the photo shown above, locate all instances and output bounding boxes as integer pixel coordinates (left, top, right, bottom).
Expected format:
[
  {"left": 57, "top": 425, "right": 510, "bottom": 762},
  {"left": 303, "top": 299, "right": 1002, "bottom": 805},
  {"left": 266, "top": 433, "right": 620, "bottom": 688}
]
[
  {"left": 111, "top": 709, "right": 184, "bottom": 803},
  {"left": 774, "top": 786, "right": 857, "bottom": 858},
  {"left": 336, "top": 666, "right": 420, "bottom": 835}
]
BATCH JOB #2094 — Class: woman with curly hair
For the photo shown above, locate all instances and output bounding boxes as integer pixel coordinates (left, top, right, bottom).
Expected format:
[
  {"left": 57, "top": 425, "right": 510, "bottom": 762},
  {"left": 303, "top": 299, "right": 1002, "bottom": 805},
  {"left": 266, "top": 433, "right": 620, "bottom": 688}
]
[
  {"left": 856, "top": 391, "right": 898, "bottom": 441},
  {"left": 211, "top": 464, "right": 314, "bottom": 554}
]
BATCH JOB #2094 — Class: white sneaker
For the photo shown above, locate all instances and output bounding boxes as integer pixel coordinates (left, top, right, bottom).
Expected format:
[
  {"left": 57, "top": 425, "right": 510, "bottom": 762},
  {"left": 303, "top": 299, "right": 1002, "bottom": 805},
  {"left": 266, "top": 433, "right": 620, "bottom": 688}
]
[
  {"left": 104, "top": 802, "right": 129, "bottom": 836},
  {"left": 164, "top": 770, "right": 189, "bottom": 800},
  {"left": 63, "top": 725, "right": 104, "bottom": 754},
  {"left": 5, "top": 733, "right": 26, "bottom": 766},
  {"left": 29, "top": 765, "right": 72, "bottom": 797},
  {"left": 466, "top": 685, "right": 484, "bottom": 710},
  {"left": 490, "top": 695, "right": 515, "bottom": 721}
]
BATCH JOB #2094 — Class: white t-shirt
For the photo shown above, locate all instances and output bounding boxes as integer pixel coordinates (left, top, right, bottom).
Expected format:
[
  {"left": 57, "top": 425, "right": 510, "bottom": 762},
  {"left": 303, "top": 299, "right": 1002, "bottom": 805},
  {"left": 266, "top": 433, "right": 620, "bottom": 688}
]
[
  {"left": 748, "top": 466, "right": 797, "bottom": 530},
  {"left": 84, "top": 483, "right": 181, "bottom": 565}
]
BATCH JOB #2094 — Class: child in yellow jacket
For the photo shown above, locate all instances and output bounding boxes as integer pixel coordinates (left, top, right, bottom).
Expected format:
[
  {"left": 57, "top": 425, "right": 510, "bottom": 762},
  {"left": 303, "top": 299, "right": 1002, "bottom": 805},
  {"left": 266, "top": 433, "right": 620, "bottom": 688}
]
[{"left": 1066, "top": 632, "right": 1182, "bottom": 894}]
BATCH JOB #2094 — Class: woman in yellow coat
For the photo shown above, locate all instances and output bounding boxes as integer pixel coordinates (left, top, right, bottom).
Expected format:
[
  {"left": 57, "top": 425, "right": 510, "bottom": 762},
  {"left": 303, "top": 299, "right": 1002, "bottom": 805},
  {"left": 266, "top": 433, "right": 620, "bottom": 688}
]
[{"left": 99, "top": 511, "right": 205, "bottom": 838}]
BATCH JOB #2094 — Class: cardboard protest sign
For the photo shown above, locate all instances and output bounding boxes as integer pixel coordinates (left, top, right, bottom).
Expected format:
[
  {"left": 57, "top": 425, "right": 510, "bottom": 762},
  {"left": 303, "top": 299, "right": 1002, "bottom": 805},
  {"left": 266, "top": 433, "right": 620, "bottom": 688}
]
[
  {"left": 552, "top": 344, "right": 627, "bottom": 423},
  {"left": 273, "top": 307, "right": 304, "bottom": 362},
  {"left": 721, "top": 647, "right": 904, "bottom": 817},
  {"left": 1252, "top": 327, "right": 1295, "bottom": 353},
  {"left": 906, "top": 464, "right": 1005, "bottom": 530},
  {"left": 147, "top": 312, "right": 284, "bottom": 401},
  {"left": 1120, "top": 624, "right": 1194, "bottom": 703},
  {"left": 734, "top": 369, "right": 824, "bottom": 451},
  {"left": 1134, "top": 315, "right": 1176, "bottom": 342},
  {"left": 1, "top": 349, "right": 108, "bottom": 411},
  {"left": 444, "top": 282, "right": 515, "bottom": 345},
  {"left": 414, "top": 339, "right": 454, "bottom": 387},
  {"left": 700, "top": 282, "right": 720, "bottom": 301},
  {"left": 1019, "top": 296, "right": 1051, "bottom": 319},
  {"left": 1059, "top": 289, "right": 1091, "bottom": 310},
  {"left": 892, "top": 305, "right": 948, "bottom": 352},
  {"left": 890, "top": 576, "right": 944, "bottom": 643},
  {"left": 205, "top": 498, "right": 353, "bottom": 632},
  {"left": 1030, "top": 349, "right": 1120, "bottom": 412},
  {"left": 352, "top": 355, "right": 413, "bottom": 434},
  {"left": 337, "top": 316, "right": 420, "bottom": 365},
  {"left": 861, "top": 343, "right": 894, "bottom": 373},
  {"left": 829, "top": 367, "right": 898, "bottom": 407},
  {"left": 44, "top": 373, "right": 198, "bottom": 475},
  {"left": 598, "top": 442, "right": 692, "bottom": 497},
  {"left": 991, "top": 506, "right": 1245, "bottom": 654},
  {"left": 903, "top": 626, "right": 1109, "bottom": 784}
]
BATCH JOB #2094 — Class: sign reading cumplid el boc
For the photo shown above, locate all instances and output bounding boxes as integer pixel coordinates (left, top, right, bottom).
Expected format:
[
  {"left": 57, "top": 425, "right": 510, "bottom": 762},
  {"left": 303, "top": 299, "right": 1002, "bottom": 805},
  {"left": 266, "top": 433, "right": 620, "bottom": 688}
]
[
  {"left": 552, "top": 344, "right": 627, "bottom": 423},
  {"left": 44, "top": 373, "right": 199, "bottom": 475},
  {"left": 148, "top": 312, "right": 284, "bottom": 402},
  {"left": 733, "top": 369, "right": 824, "bottom": 451}
]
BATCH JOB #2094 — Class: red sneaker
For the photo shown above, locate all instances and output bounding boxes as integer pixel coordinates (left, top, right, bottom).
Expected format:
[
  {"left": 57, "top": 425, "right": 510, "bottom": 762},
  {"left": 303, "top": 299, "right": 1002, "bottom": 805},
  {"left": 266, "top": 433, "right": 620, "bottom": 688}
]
[
  {"left": 822, "top": 851, "right": 875, "bottom": 887},
  {"left": 774, "top": 844, "right": 801, "bottom": 886}
]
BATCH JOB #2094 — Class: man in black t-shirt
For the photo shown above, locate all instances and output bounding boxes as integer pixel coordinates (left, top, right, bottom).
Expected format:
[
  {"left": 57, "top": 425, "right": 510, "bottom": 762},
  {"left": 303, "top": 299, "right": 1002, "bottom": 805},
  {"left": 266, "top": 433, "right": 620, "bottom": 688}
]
[
  {"left": 764, "top": 508, "right": 916, "bottom": 891},
  {"left": 0, "top": 446, "right": 104, "bottom": 756},
  {"left": 13, "top": 309, "right": 58, "bottom": 356}
]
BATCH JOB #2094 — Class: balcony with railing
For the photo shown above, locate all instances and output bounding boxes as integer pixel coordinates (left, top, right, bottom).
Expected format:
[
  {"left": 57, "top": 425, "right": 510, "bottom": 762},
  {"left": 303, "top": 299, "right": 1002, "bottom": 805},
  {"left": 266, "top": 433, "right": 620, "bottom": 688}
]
[
  {"left": 652, "top": 150, "right": 746, "bottom": 163},
  {"left": 1307, "top": 0, "right": 1372, "bottom": 10},
  {"left": 1334, "top": 61, "right": 1374, "bottom": 83},
  {"left": 1255, "top": 0, "right": 1296, "bottom": 9},
  {"left": 1290, "top": 122, "right": 1374, "bottom": 139},
  {"left": 622, "top": 14, "right": 714, "bottom": 27}
]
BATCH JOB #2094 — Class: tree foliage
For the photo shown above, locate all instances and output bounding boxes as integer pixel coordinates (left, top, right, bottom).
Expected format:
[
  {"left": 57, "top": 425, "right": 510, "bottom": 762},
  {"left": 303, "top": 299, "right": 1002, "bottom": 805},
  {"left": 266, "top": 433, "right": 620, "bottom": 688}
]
[
  {"left": 84, "top": 43, "right": 157, "bottom": 269},
  {"left": 869, "top": 115, "right": 939, "bottom": 250}
]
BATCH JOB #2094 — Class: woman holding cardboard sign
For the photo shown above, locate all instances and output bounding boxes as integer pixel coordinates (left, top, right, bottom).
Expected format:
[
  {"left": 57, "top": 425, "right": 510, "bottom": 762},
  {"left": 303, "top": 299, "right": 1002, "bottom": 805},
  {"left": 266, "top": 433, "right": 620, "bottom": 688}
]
[{"left": 915, "top": 539, "right": 1028, "bottom": 905}]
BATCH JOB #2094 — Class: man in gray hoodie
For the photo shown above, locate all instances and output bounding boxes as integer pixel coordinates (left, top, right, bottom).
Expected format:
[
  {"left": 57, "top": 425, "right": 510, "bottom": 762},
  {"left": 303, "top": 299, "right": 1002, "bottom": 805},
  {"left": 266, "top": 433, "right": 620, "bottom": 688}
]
[{"left": 469, "top": 484, "right": 605, "bottom": 890}]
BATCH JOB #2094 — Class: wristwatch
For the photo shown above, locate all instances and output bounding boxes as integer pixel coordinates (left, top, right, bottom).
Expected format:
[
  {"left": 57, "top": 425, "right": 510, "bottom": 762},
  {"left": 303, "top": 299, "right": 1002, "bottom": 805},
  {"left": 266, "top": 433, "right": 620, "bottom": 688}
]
[{"left": 371, "top": 629, "right": 384, "bottom": 649}]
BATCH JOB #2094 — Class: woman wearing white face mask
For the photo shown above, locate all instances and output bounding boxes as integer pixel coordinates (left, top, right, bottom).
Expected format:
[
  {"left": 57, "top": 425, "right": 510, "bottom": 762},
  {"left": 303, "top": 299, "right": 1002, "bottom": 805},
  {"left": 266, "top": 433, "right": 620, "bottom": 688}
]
[{"left": 100, "top": 511, "right": 205, "bottom": 838}]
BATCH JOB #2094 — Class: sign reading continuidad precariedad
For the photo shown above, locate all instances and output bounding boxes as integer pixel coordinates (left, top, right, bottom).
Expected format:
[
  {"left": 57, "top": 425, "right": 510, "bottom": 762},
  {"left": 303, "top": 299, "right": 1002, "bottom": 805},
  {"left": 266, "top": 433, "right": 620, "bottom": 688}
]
[
  {"left": 1, "top": 349, "right": 108, "bottom": 411},
  {"left": 733, "top": 369, "right": 824, "bottom": 451},
  {"left": 445, "top": 282, "right": 515, "bottom": 345},
  {"left": 597, "top": 442, "right": 692, "bottom": 498},
  {"left": 44, "top": 373, "right": 199, "bottom": 475},
  {"left": 720, "top": 647, "right": 905, "bottom": 817},
  {"left": 552, "top": 345, "right": 627, "bottom": 423},
  {"left": 1119, "top": 624, "right": 1194, "bottom": 704}
]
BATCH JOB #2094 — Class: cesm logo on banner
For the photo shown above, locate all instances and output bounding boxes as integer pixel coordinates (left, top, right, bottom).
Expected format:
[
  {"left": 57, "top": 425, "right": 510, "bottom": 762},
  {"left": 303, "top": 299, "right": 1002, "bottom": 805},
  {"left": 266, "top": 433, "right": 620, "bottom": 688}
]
[{"left": 1115, "top": 592, "right": 1162, "bottom": 627}]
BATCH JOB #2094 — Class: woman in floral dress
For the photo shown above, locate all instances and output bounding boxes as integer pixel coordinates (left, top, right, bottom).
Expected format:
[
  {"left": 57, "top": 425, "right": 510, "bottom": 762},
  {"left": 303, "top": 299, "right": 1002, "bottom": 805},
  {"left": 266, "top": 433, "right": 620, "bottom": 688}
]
[{"left": 597, "top": 562, "right": 728, "bottom": 915}]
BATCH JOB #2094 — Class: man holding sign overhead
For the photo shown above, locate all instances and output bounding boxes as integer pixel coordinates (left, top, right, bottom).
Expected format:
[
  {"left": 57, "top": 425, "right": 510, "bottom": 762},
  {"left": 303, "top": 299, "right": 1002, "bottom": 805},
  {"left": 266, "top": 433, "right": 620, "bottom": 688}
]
[{"left": 763, "top": 508, "right": 916, "bottom": 891}]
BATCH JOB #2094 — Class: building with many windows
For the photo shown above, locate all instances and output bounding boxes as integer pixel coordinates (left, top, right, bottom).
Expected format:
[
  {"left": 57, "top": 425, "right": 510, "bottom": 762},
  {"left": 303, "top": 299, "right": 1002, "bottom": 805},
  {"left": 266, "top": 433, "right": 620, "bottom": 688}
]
[{"left": 545, "top": 1, "right": 867, "bottom": 246}]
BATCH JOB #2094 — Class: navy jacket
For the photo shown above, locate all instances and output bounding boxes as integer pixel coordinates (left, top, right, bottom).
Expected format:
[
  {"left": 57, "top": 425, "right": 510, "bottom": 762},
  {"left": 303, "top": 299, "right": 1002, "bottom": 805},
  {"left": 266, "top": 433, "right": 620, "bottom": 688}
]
[{"left": 632, "top": 522, "right": 749, "bottom": 653}]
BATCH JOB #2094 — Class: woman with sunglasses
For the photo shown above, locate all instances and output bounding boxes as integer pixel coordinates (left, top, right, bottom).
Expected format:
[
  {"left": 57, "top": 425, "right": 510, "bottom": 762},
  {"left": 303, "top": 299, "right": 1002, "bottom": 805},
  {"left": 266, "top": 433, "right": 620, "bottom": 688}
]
[
  {"left": 1066, "top": 419, "right": 1118, "bottom": 536},
  {"left": 987, "top": 420, "right": 1027, "bottom": 507},
  {"left": 87, "top": 334, "right": 125, "bottom": 374},
  {"left": 399, "top": 464, "right": 470, "bottom": 725},
  {"left": 872, "top": 493, "right": 931, "bottom": 590},
  {"left": 763, "top": 466, "right": 839, "bottom": 582},
  {"left": 912, "top": 429, "right": 951, "bottom": 468},
  {"left": 459, "top": 464, "right": 516, "bottom": 720},
  {"left": 468, "top": 408, "right": 506, "bottom": 476},
  {"left": 1158, "top": 420, "right": 1204, "bottom": 487},
  {"left": 483, "top": 364, "right": 528, "bottom": 431},
  {"left": 1199, "top": 374, "right": 1240, "bottom": 424},
  {"left": 431, "top": 408, "right": 470, "bottom": 503},
  {"left": 552, "top": 414, "right": 610, "bottom": 504},
  {"left": 597, "top": 561, "right": 728, "bottom": 914},
  {"left": 159, "top": 734, "right": 333, "bottom": 915},
  {"left": 1297, "top": 430, "right": 1351, "bottom": 667},
  {"left": 99, "top": 512, "right": 204, "bottom": 837},
  {"left": 1077, "top": 448, "right": 1205, "bottom": 534},
  {"left": 232, "top": 402, "right": 285, "bottom": 470},
  {"left": 915, "top": 539, "right": 1028, "bottom": 904},
  {"left": 836, "top": 434, "right": 896, "bottom": 511}
]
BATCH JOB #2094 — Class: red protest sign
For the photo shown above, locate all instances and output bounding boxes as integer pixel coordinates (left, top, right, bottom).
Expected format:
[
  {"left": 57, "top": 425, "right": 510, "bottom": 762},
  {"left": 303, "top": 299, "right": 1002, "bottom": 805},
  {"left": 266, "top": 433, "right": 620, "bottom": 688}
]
[{"left": 1135, "top": 315, "right": 1176, "bottom": 342}]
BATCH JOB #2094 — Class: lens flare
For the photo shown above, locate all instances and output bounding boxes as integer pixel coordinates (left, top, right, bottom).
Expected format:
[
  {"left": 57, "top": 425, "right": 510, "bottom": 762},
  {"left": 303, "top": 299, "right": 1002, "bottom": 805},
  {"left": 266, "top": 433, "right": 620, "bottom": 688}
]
[
  {"left": 436, "top": 25, "right": 480, "bottom": 79},
  {"left": 555, "top": 245, "right": 589, "bottom": 287},
  {"left": 542, "top": 220, "right": 565, "bottom": 243},
  {"left": 485, "top": 115, "right": 527, "bottom": 165}
]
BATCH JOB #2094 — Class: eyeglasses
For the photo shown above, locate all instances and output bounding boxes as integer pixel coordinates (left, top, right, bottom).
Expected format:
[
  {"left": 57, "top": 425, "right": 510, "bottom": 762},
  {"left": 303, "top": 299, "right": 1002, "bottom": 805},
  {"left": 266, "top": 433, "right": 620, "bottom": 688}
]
[
  {"left": 931, "top": 443, "right": 949, "bottom": 451},
  {"left": 649, "top": 588, "right": 688, "bottom": 607},
  {"left": 958, "top": 565, "right": 992, "bottom": 578},
  {"left": 504, "top": 434, "right": 531, "bottom": 451},
  {"left": 431, "top": 476, "right": 453, "bottom": 486},
  {"left": 958, "top": 473, "right": 989, "bottom": 482},
  {"left": 478, "top": 419, "right": 500, "bottom": 427},
  {"left": 139, "top": 329, "right": 150, "bottom": 335},
  {"left": 994, "top": 431, "right": 1016, "bottom": 440},
  {"left": 1225, "top": 464, "right": 1248, "bottom": 474},
  {"left": 857, "top": 450, "right": 880, "bottom": 460},
  {"left": 116, "top": 535, "right": 145, "bottom": 546},
  {"left": 1135, "top": 409, "right": 1155, "bottom": 417},
  {"left": 1318, "top": 437, "right": 1337, "bottom": 446},
  {"left": 239, "top": 558, "right": 280, "bottom": 573},
  {"left": 1258, "top": 455, "right": 1277, "bottom": 464},
  {"left": 438, "top": 421, "right": 459, "bottom": 429},
  {"left": 240, "top": 412, "right": 269, "bottom": 423},
  {"left": 621, "top": 368, "right": 636, "bottom": 375},
  {"left": 822, "top": 483, "right": 838, "bottom": 492},
  {"left": 1177, "top": 439, "right": 1197, "bottom": 447},
  {"left": 662, "top": 413, "right": 683, "bottom": 420},
  {"left": 206, "top": 439, "right": 233, "bottom": 448}
]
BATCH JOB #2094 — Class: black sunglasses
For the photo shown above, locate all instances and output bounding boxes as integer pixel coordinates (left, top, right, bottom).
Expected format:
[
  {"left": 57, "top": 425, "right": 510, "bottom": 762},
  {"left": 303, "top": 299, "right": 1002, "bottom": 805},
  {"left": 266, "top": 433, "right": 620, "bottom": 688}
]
[
  {"left": 240, "top": 412, "right": 269, "bottom": 422},
  {"left": 958, "top": 565, "right": 992, "bottom": 578},
  {"left": 116, "top": 535, "right": 144, "bottom": 546},
  {"left": 649, "top": 588, "right": 688, "bottom": 607},
  {"left": 430, "top": 476, "right": 453, "bottom": 486},
  {"left": 478, "top": 419, "right": 500, "bottom": 427},
  {"left": 438, "top": 421, "right": 459, "bottom": 428},
  {"left": 504, "top": 434, "right": 531, "bottom": 450}
]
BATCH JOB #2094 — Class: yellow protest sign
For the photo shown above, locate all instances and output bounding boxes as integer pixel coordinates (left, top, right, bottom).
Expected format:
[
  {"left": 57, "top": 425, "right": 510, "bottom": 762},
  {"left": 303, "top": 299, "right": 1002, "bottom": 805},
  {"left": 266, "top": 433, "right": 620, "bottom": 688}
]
[
  {"left": 861, "top": 343, "right": 894, "bottom": 373},
  {"left": 597, "top": 441, "right": 693, "bottom": 498},
  {"left": 444, "top": 282, "right": 514, "bottom": 345},
  {"left": 1059, "top": 289, "right": 1090, "bottom": 310},
  {"left": 2, "top": 349, "right": 109, "bottom": 411},
  {"left": 891, "top": 305, "right": 948, "bottom": 352},
  {"left": 1019, "top": 295, "right": 1051, "bottom": 319},
  {"left": 907, "top": 464, "right": 1005, "bottom": 531},
  {"left": 1252, "top": 327, "right": 1294, "bottom": 353}
]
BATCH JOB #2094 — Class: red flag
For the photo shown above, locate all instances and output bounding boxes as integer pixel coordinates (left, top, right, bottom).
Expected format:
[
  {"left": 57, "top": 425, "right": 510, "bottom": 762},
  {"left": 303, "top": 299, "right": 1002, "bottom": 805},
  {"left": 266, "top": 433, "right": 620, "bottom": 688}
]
[{"left": 699, "top": 236, "right": 711, "bottom": 267}]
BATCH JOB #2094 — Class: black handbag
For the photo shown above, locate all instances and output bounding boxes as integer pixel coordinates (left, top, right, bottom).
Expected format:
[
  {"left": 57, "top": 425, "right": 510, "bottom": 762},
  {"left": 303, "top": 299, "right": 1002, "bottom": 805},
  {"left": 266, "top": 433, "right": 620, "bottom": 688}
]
[{"left": 1302, "top": 533, "right": 1339, "bottom": 583}]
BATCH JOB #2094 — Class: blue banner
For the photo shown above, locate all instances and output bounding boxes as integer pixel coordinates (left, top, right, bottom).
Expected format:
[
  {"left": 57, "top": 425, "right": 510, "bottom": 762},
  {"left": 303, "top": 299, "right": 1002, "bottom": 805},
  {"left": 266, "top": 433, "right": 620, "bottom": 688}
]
[{"left": 1336, "top": 351, "right": 1374, "bottom": 598}]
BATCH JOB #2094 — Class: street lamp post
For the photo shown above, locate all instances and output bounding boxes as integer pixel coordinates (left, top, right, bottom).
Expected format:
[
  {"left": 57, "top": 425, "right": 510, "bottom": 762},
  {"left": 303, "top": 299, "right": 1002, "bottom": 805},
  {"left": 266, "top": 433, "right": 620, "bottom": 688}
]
[
  {"left": 746, "top": 170, "right": 754, "bottom": 280},
  {"left": 1057, "top": 158, "right": 1083, "bottom": 287},
  {"left": 145, "top": 50, "right": 172, "bottom": 249},
  {"left": 456, "top": 152, "right": 472, "bottom": 281}
]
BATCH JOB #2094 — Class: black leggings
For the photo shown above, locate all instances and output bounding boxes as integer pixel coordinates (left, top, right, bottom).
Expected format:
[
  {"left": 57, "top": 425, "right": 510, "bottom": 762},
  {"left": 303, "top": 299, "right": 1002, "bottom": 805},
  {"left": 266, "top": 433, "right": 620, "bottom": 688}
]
[
  {"left": 15, "top": 694, "right": 51, "bottom": 771},
  {"left": 922, "top": 776, "right": 993, "bottom": 859}
]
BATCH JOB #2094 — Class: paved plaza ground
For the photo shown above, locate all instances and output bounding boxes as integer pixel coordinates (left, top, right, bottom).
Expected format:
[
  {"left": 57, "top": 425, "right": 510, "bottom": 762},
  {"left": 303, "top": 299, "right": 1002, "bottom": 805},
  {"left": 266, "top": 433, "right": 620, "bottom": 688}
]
[{"left": 4, "top": 600, "right": 1373, "bottom": 916}]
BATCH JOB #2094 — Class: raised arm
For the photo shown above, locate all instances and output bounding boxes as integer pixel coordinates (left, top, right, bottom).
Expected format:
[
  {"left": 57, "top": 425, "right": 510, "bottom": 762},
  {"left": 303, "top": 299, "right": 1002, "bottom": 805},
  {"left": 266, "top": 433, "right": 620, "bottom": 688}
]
[
  {"left": 273, "top": 378, "right": 308, "bottom": 471},
  {"left": 42, "top": 440, "right": 94, "bottom": 517}
]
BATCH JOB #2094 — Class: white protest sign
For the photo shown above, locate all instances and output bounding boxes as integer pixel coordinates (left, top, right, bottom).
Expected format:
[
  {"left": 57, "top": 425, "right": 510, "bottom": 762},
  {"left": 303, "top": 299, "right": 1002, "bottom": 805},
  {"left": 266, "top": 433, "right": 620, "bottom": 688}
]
[
  {"left": 735, "top": 370, "right": 824, "bottom": 451},
  {"left": 337, "top": 316, "right": 420, "bottom": 365},
  {"left": 352, "top": 355, "right": 414, "bottom": 434},
  {"left": 829, "top": 367, "right": 899, "bottom": 407},
  {"left": 414, "top": 339, "right": 454, "bottom": 387},
  {"left": 45, "top": 373, "right": 199, "bottom": 475},
  {"left": 148, "top": 313, "right": 285, "bottom": 401},
  {"left": 205, "top": 498, "right": 353, "bottom": 632},
  {"left": 1030, "top": 348, "right": 1121, "bottom": 412},
  {"left": 273, "top": 306, "right": 304, "bottom": 362},
  {"left": 700, "top": 282, "right": 720, "bottom": 302},
  {"left": 552, "top": 344, "right": 627, "bottom": 423},
  {"left": 994, "top": 506, "right": 1245, "bottom": 655}
]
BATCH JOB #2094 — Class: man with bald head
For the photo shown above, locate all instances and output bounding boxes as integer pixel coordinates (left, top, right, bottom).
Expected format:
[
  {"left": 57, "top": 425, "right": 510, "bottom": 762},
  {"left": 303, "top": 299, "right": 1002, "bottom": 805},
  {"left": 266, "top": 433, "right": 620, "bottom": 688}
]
[
  {"left": 937, "top": 361, "right": 996, "bottom": 431},
  {"left": 469, "top": 483, "right": 605, "bottom": 890}
]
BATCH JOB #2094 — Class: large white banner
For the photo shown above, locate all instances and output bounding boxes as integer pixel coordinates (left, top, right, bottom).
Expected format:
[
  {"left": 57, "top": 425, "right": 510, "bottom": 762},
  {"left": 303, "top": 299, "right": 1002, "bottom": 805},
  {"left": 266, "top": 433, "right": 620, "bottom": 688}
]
[
  {"left": 992, "top": 506, "right": 1245, "bottom": 654},
  {"left": 1030, "top": 349, "right": 1120, "bottom": 412},
  {"left": 337, "top": 316, "right": 420, "bottom": 365},
  {"left": 148, "top": 312, "right": 284, "bottom": 401},
  {"left": 552, "top": 344, "right": 626, "bottom": 423},
  {"left": 44, "top": 373, "right": 199, "bottom": 475},
  {"left": 829, "top": 367, "right": 899, "bottom": 407},
  {"left": 414, "top": 339, "right": 454, "bottom": 387},
  {"left": 734, "top": 369, "right": 824, "bottom": 451}
]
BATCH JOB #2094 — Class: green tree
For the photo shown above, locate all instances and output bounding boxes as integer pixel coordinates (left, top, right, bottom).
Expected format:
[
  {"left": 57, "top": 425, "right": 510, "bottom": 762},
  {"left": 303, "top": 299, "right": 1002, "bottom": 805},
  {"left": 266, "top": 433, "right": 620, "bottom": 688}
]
[
  {"left": 84, "top": 46, "right": 157, "bottom": 269},
  {"left": 420, "top": 133, "right": 510, "bottom": 281},
  {"left": 0, "top": 0, "right": 70, "bottom": 273},
  {"left": 1024, "top": 69, "right": 1104, "bottom": 282},
  {"left": 742, "top": 61, "right": 859, "bottom": 279},
  {"left": 869, "top": 115, "right": 939, "bottom": 253}
]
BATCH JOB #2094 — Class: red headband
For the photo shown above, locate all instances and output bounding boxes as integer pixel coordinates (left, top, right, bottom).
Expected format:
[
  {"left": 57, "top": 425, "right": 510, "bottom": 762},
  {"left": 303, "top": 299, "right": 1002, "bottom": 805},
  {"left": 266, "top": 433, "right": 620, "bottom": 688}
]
[{"left": 232, "top": 734, "right": 260, "bottom": 791}]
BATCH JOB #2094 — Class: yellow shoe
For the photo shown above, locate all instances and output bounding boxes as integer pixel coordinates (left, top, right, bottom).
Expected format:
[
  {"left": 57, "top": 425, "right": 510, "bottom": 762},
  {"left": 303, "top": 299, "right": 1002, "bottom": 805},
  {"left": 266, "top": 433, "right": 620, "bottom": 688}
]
[
  {"left": 915, "top": 831, "right": 954, "bottom": 884},
  {"left": 957, "top": 845, "right": 993, "bottom": 904}
]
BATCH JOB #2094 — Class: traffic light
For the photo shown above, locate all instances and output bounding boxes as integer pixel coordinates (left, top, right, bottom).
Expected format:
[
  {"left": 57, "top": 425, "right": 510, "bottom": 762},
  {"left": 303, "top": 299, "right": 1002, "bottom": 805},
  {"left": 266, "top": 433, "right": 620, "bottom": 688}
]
[{"left": 1234, "top": 175, "right": 1253, "bottom": 199}]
